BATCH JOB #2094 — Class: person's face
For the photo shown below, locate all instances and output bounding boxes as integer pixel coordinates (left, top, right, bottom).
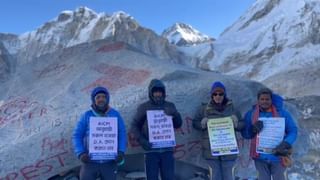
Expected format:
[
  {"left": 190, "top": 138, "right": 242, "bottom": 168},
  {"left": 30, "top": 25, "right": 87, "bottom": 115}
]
[
  {"left": 212, "top": 91, "right": 224, "bottom": 104},
  {"left": 153, "top": 91, "right": 163, "bottom": 98},
  {"left": 258, "top": 93, "right": 272, "bottom": 110},
  {"left": 94, "top": 93, "right": 107, "bottom": 107}
]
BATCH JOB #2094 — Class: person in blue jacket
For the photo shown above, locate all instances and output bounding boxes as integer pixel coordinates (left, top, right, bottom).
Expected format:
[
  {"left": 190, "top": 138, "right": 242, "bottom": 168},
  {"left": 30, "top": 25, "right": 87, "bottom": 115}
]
[
  {"left": 73, "top": 86, "right": 127, "bottom": 180},
  {"left": 242, "top": 88, "right": 297, "bottom": 180}
]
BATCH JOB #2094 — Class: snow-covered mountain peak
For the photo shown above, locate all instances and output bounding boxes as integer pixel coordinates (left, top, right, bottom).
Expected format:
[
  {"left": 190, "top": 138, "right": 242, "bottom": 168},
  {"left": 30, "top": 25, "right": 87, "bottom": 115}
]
[
  {"left": 207, "top": 0, "right": 320, "bottom": 97},
  {"left": 1, "top": 7, "right": 148, "bottom": 63},
  {"left": 162, "top": 22, "right": 213, "bottom": 46}
]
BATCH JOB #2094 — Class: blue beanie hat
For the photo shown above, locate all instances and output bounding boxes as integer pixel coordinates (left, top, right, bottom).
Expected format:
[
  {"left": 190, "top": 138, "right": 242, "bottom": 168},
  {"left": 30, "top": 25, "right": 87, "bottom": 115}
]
[
  {"left": 91, "top": 86, "right": 109, "bottom": 105},
  {"left": 210, "top": 81, "right": 226, "bottom": 97}
]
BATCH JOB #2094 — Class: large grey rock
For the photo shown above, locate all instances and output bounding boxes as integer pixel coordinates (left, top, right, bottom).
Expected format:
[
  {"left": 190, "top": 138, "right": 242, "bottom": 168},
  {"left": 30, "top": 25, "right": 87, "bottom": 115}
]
[
  {"left": 0, "top": 39, "right": 265, "bottom": 179},
  {"left": 285, "top": 96, "right": 320, "bottom": 180}
]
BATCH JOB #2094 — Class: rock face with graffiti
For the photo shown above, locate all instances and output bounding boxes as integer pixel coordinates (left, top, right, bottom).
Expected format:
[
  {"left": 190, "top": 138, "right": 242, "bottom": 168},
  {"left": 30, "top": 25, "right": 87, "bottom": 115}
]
[{"left": 0, "top": 39, "right": 315, "bottom": 179}]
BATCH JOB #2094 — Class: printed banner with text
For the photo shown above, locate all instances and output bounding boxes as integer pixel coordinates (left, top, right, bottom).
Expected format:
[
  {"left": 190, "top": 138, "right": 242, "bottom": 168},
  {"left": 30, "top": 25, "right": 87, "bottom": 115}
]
[
  {"left": 207, "top": 117, "right": 239, "bottom": 156},
  {"left": 257, "top": 117, "right": 285, "bottom": 154},
  {"left": 147, "top": 110, "right": 176, "bottom": 148},
  {"left": 89, "top": 117, "right": 118, "bottom": 160}
]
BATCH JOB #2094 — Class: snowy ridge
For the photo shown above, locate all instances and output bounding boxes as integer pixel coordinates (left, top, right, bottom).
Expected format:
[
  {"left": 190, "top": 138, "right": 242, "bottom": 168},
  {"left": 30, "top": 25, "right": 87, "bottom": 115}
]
[
  {"left": 162, "top": 23, "right": 213, "bottom": 46},
  {"left": 210, "top": 0, "right": 320, "bottom": 78},
  {"left": 205, "top": 0, "right": 320, "bottom": 97},
  {"left": 4, "top": 7, "right": 141, "bottom": 63}
]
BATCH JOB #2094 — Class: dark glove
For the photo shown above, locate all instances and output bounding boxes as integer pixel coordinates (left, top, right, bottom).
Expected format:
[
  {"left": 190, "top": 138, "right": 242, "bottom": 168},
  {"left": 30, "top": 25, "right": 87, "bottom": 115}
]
[
  {"left": 252, "top": 120, "right": 264, "bottom": 134},
  {"left": 116, "top": 151, "right": 125, "bottom": 166},
  {"left": 273, "top": 141, "right": 292, "bottom": 156},
  {"left": 138, "top": 136, "right": 152, "bottom": 151},
  {"left": 79, "top": 153, "right": 90, "bottom": 163}
]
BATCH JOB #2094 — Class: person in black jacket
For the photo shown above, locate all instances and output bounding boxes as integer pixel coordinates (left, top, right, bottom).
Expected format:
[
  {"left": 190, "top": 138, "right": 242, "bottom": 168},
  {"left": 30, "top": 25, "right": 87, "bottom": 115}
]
[{"left": 131, "top": 79, "right": 182, "bottom": 180}]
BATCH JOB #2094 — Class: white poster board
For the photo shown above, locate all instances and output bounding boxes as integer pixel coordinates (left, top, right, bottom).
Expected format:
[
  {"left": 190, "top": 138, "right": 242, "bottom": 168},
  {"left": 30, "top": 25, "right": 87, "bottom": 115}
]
[
  {"left": 207, "top": 117, "right": 239, "bottom": 156},
  {"left": 89, "top": 117, "right": 118, "bottom": 160},
  {"left": 256, "top": 117, "right": 285, "bottom": 154},
  {"left": 147, "top": 110, "right": 176, "bottom": 148}
]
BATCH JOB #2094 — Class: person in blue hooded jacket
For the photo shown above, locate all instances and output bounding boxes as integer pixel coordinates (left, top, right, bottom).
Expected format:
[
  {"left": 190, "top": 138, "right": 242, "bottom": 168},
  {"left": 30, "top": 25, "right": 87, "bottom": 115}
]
[
  {"left": 241, "top": 88, "right": 297, "bottom": 180},
  {"left": 130, "top": 79, "right": 182, "bottom": 180},
  {"left": 72, "top": 86, "right": 127, "bottom": 180},
  {"left": 193, "top": 81, "right": 244, "bottom": 180}
]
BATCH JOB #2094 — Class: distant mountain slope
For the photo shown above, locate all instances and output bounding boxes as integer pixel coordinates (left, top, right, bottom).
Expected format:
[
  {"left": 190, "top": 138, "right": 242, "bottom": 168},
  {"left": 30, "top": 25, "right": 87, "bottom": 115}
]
[
  {"left": 0, "top": 7, "right": 188, "bottom": 65},
  {"left": 162, "top": 22, "right": 213, "bottom": 46},
  {"left": 207, "top": 0, "right": 320, "bottom": 97}
]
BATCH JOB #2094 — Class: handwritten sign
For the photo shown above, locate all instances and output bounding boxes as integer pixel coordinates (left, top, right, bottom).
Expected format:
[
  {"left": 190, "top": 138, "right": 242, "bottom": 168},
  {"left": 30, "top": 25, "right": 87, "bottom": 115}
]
[
  {"left": 207, "top": 117, "right": 239, "bottom": 156},
  {"left": 147, "top": 110, "right": 176, "bottom": 148},
  {"left": 89, "top": 117, "right": 118, "bottom": 160},
  {"left": 257, "top": 117, "right": 285, "bottom": 154}
]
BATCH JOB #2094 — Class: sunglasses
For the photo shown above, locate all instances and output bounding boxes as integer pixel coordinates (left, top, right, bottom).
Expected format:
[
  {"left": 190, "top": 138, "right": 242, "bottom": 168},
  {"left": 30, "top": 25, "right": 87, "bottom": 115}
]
[{"left": 212, "top": 93, "right": 224, "bottom": 96}]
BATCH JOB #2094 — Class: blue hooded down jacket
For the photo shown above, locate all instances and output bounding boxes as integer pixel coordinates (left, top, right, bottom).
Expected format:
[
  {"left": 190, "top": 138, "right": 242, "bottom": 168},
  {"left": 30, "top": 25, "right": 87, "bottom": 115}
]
[
  {"left": 72, "top": 86, "right": 127, "bottom": 162},
  {"left": 241, "top": 93, "right": 297, "bottom": 162}
]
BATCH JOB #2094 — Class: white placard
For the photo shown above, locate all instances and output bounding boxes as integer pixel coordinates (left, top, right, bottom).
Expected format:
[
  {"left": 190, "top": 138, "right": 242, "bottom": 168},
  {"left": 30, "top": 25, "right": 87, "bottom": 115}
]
[
  {"left": 256, "top": 117, "right": 285, "bottom": 154},
  {"left": 207, "top": 117, "right": 239, "bottom": 156},
  {"left": 147, "top": 110, "right": 176, "bottom": 148},
  {"left": 89, "top": 117, "right": 118, "bottom": 160}
]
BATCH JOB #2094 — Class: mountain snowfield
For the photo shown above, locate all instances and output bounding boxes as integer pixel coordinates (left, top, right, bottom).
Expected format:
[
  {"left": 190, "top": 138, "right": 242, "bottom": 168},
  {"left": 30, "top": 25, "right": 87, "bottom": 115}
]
[
  {"left": 207, "top": 0, "right": 320, "bottom": 97},
  {"left": 164, "top": 0, "right": 320, "bottom": 98},
  {"left": 0, "top": 0, "right": 320, "bottom": 179},
  {"left": 162, "top": 23, "right": 213, "bottom": 46},
  {"left": 1, "top": 7, "right": 188, "bottom": 66}
]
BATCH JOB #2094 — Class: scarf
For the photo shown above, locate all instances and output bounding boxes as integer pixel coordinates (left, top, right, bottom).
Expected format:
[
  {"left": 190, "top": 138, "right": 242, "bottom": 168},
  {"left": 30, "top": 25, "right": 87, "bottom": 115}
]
[{"left": 250, "top": 104, "right": 279, "bottom": 158}]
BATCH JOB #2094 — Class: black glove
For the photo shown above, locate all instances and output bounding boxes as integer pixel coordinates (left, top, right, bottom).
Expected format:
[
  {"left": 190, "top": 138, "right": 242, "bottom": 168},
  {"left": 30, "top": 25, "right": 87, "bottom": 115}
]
[
  {"left": 138, "top": 136, "right": 152, "bottom": 150},
  {"left": 273, "top": 141, "right": 292, "bottom": 156},
  {"left": 252, "top": 120, "right": 264, "bottom": 134},
  {"left": 79, "top": 153, "right": 90, "bottom": 163},
  {"left": 116, "top": 151, "right": 125, "bottom": 166}
]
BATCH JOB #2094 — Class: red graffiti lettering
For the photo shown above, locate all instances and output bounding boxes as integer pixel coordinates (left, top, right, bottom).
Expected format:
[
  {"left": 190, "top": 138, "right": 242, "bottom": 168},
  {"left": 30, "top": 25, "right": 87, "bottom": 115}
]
[
  {"left": 174, "top": 144, "right": 186, "bottom": 159},
  {"left": 187, "top": 140, "right": 201, "bottom": 152},
  {"left": 41, "top": 137, "right": 68, "bottom": 155},
  {"left": 35, "top": 160, "right": 52, "bottom": 174},
  {"left": 0, "top": 151, "right": 68, "bottom": 179},
  {"left": 0, "top": 172, "right": 18, "bottom": 180},
  {"left": 40, "top": 108, "right": 47, "bottom": 116},
  {"left": 47, "top": 151, "right": 68, "bottom": 167},
  {"left": 20, "top": 165, "right": 39, "bottom": 180},
  {"left": 174, "top": 139, "right": 202, "bottom": 160},
  {"left": 0, "top": 97, "right": 49, "bottom": 127},
  {"left": 82, "top": 64, "right": 150, "bottom": 92},
  {"left": 128, "top": 132, "right": 140, "bottom": 148}
]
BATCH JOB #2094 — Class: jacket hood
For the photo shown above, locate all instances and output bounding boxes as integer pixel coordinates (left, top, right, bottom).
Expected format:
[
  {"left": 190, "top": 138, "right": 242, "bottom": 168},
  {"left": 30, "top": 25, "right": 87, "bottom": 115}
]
[
  {"left": 272, "top": 93, "right": 283, "bottom": 110},
  {"left": 91, "top": 86, "right": 110, "bottom": 105},
  {"left": 148, "top": 79, "right": 166, "bottom": 102}
]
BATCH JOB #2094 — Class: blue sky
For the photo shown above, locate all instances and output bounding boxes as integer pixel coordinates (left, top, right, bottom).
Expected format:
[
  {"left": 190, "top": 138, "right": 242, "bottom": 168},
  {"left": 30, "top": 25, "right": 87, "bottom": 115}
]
[{"left": 0, "top": 0, "right": 255, "bottom": 38}]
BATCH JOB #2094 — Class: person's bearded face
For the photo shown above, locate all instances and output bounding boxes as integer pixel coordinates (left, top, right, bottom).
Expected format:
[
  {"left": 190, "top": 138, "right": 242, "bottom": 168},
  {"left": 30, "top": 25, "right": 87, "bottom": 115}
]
[{"left": 95, "top": 93, "right": 107, "bottom": 108}]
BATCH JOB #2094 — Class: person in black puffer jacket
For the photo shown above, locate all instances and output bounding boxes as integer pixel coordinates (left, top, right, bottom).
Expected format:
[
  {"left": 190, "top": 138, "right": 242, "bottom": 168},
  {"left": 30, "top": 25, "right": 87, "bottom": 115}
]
[{"left": 130, "top": 79, "right": 182, "bottom": 180}]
